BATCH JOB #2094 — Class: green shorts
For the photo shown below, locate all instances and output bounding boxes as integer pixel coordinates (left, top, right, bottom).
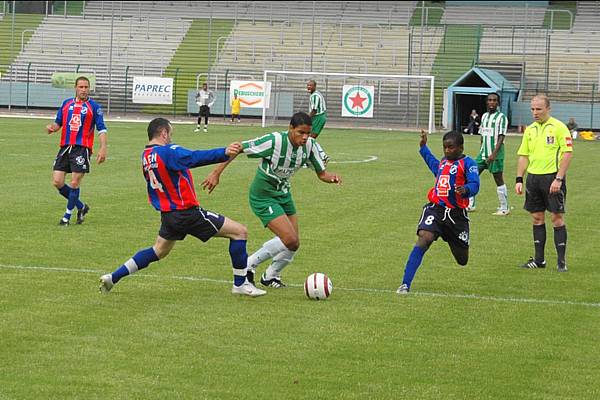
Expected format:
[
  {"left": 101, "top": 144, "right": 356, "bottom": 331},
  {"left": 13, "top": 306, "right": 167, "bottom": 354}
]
[
  {"left": 476, "top": 153, "right": 504, "bottom": 174},
  {"left": 311, "top": 113, "right": 327, "bottom": 136},
  {"left": 249, "top": 192, "right": 297, "bottom": 226}
]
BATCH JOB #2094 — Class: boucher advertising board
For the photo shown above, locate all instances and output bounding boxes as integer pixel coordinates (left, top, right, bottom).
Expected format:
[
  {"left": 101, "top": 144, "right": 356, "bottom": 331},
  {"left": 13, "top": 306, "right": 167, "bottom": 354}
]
[{"left": 230, "top": 80, "right": 271, "bottom": 108}]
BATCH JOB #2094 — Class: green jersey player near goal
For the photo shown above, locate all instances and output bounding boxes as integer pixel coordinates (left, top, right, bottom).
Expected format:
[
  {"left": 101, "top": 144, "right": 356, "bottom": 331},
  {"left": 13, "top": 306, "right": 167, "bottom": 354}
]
[
  {"left": 307, "top": 79, "right": 329, "bottom": 164},
  {"left": 468, "top": 93, "right": 510, "bottom": 215},
  {"left": 202, "top": 112, "right": 342, "bottom": 288}
]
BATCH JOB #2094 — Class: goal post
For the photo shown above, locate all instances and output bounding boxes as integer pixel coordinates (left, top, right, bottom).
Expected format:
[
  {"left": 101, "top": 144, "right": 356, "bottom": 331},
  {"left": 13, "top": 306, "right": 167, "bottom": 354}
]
[{"left": 262, "top": 70, "right": 435, "bottom": 133}]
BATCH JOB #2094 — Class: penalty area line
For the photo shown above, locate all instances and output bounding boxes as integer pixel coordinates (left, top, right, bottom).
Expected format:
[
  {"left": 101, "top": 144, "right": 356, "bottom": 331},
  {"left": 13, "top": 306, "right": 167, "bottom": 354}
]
[{"left": 1, "top": 263, "right": 599, "bottom": 308}]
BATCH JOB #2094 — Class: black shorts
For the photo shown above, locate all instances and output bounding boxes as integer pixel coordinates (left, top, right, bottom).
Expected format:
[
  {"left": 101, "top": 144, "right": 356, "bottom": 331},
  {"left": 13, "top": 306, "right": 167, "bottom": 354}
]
[
  {"left": 159, "top": 207, "right": 225, "bottom": 241},
  {"left": 199, "top": 105, "right": 210, "bottom": 117},
  {"left": 53, "top": 145, "right": 91, "bottom": 173},
  {"left": 525, "top": 173, "right": 566, "bottom": 213},
  {"left": 417, "top": 203, "right": 470, "bottom": 249}
]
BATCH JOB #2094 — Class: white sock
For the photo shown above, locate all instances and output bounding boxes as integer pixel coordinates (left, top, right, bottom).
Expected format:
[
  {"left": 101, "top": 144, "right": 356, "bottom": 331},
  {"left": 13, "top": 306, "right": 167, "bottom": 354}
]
[
  {"left": 265, "top": 249, "right": 296, "bottom": 279},
  {"left": 497, "top": 184, "right": 508, "bottom": 210},
  {"left": 468, "top": 197, "right": 475, "bottom": 209},
  {"left": 247, "top": 237, "right": 288, "bottom": 270}
]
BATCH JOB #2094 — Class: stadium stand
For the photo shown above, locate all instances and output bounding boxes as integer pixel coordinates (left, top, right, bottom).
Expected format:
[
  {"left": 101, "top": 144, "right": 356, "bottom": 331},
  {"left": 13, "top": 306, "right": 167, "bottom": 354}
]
[
  {"left": 5, "top": 15, "right": 191, "bottom": 111},
  {"left": 83, "top": 1, "right": 416, "bottom": 25},
  {"left": 442, "top": 3, "right": 547, "bottom": 27}
]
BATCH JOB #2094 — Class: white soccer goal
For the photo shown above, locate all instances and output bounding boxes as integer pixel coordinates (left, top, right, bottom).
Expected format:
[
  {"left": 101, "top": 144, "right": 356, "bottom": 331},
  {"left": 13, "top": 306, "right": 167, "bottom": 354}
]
[{"left": 262, "top": 70, "right": 435, "bottom": 133}]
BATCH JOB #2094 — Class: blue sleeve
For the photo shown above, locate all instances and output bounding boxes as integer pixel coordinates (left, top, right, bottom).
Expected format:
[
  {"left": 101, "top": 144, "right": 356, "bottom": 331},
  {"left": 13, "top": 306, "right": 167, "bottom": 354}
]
[
  {"left": 166, "top": 145, "right": 229, "bottom": 171},
  {"left": 93, "top": 102, "right": 107, "bottom": 133},
  {"left": 55, "top": 100, "right": 65, "bottom": 126},
  {"left": 419, "top": 145, "right": 440, "bottom": 176},
  {"left": 462, "top": 157, "right": 480, "bottom": 198}
]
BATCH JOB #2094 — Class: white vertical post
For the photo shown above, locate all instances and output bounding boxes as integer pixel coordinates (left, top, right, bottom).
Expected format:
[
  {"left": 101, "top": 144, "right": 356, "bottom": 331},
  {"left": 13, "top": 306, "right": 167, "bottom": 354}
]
[
  {"left": 428, "top": 76, "right": 435, "bottom": 134},
  {"left": 262, "top": 70, "right": 268, "bottom": 127}
]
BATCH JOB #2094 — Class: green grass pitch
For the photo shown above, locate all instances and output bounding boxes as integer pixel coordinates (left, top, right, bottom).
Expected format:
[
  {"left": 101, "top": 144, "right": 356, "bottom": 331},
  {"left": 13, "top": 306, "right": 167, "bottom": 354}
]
[{"left": 1, "top": 117, "right": 599, "bottom": 399}]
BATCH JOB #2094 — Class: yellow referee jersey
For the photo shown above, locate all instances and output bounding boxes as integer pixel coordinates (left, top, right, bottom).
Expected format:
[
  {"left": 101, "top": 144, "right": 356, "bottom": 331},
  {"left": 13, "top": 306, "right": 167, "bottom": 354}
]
[{"left": 517, "top": 116, "right": 573, "bottom": 175}]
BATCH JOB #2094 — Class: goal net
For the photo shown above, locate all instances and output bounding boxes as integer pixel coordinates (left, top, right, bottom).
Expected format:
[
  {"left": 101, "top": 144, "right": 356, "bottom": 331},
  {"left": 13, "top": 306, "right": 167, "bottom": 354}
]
[{"left": 261, "top": 70, "right": 435, "bottom": 133}]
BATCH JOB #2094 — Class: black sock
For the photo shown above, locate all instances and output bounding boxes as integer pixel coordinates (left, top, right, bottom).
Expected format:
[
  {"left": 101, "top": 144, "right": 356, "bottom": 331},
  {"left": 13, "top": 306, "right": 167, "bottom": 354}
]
[
  {"left": 554, "top": 225, "right": 567, "bottom": 267},
  {"left": 533, "top": 224, "right": 546, "bottom": 263}
]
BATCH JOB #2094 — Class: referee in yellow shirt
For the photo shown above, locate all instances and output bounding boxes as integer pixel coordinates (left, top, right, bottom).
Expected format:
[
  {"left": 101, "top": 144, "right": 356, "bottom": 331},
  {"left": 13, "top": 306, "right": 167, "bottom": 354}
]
[{"left": 515, "top": 95, "right": 573, "bottom": 272}]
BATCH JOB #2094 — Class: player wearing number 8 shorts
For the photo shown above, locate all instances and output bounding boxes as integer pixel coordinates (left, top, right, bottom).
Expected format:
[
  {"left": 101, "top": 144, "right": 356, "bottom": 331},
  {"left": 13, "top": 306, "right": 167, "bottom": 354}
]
[
  {"left": 397, "top": 130, "right": 480, "bottom": 294},
  {"left": 98, "top": 118, "right": 266, "bottom": 297}
]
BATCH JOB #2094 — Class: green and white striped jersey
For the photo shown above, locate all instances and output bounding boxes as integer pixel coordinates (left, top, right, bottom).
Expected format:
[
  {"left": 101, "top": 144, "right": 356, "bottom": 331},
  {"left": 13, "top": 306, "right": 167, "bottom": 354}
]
[
  {"left": 309, "top": 91, "right": 327, "bottom": 115},
  {"left": 479, "top": 111, "right": 508, "bottom": 159},
  {"left": 242, "top": 131, "right": 326, "bottom": 195}
]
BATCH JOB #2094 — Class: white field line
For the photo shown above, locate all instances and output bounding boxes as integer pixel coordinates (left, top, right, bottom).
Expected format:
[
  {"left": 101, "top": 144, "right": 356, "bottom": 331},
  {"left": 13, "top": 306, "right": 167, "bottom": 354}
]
[{"left": 2, "top": 263, "right": 599, "bottom": 308}]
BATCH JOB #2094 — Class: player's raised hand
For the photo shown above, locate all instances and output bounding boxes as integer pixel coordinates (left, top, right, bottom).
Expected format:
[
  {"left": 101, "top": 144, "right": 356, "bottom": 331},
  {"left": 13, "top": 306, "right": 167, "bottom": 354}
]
[
  {"left": 225, "top": 142, "right": 243, "bottom": 157},
  {"left": 455, "top": 185, "right": 467, "bottom": 195},
  {"left": 419, "top": 129, "right": 428, "bottom": 147}
]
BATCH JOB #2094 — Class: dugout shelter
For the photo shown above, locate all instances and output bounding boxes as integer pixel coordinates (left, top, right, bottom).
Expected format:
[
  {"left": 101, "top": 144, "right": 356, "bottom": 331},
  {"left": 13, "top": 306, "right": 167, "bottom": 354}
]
[{"left": 446, "top": 67, "right": 519, "bottom": 132}]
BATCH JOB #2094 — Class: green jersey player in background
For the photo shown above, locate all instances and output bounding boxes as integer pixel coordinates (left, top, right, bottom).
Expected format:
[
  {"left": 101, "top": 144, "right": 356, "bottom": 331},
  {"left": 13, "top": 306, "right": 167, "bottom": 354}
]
[
  {"left": 468, "top": 93, "right": 510, "bottom": 215},
  {"left": 307, "top": 79, "right": 329, "bottom": 164},
  {"left": 202, "top": 112, "right": 342, "bottom": 288}
]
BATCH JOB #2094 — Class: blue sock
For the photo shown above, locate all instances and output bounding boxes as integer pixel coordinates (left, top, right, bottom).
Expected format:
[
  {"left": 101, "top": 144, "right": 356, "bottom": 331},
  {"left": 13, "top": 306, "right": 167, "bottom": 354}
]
[
  {"left": 229, "top": 240, "right": 248, "bottom": 287},
  {"left": 58, "top": 185, "right": 84, "bottom": 209},
  {"left": 112, "top": 247, "right": 159, "bottom": 284},
  {"left": 402, "top": 246, "right": 427, "bottom": 288}
]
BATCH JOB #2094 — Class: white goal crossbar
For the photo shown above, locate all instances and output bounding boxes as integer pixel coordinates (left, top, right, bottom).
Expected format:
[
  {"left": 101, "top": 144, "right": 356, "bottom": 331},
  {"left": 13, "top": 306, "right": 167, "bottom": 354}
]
[{"left": 262, "top": 70, "right": 435, "bottom": 133}]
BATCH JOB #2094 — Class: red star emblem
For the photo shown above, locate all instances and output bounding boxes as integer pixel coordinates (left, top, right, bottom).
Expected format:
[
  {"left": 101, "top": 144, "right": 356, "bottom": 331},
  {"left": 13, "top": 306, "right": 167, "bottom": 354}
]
[{"left": 349, "top": 92, "right": 367, "bottom": 109}]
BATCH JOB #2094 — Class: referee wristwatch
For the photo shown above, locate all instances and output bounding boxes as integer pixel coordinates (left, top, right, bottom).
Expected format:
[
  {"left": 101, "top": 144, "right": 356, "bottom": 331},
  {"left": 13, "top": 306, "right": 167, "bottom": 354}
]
[{"left": 555, "top": 176, "right": 564, "bottom": 182}]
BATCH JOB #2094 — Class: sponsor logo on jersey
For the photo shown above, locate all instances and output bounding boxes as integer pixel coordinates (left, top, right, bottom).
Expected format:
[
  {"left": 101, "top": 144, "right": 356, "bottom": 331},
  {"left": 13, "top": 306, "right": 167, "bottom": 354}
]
[{"left": 69, "top": 114, "right": 81, "bottom": 132}]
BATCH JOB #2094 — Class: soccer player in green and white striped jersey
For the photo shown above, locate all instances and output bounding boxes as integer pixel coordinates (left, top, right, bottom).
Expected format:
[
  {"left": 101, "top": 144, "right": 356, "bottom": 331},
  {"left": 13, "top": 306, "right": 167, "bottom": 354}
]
[
  {"left": 307, "top": 80, "right": 329, "bottom": 165},
  {"left": 468, "top": 93, "right": 510, "bottom": 215},
  {"left": 202, "top": 112, "right": 342, "bottom": 288}
]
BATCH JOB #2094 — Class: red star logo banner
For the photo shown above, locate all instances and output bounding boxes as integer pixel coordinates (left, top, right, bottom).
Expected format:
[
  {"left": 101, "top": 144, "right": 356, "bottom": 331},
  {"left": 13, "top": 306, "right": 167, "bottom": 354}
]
[{"left": 349, "top": 92, "right": 367, "bottom": 109}]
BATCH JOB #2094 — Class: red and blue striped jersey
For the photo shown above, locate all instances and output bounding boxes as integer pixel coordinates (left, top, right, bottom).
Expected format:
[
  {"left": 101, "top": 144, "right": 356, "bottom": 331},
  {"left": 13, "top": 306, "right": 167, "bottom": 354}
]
[
  {"left": 419, "top": 145, "right": 480, "bottom": 209},
  {"left": 55, "top": 98, "right": 107, "bottom": 149},
  {"left": 142, "top": 143, "right": 229, "bottom": 212}
]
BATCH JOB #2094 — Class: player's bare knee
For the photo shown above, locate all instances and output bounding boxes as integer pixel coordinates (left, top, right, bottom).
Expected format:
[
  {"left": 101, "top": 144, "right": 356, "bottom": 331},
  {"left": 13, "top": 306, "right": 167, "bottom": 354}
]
[
  {"left": 153, "top": 246, "right": 170, "bottom": 259},
  {"left": 416, "top": 230, "right": 434, "bottom": 249},
  {"left": 52, "top": 179, "right": 63, "bottom": 189},
  {"left": 233, "top": 223, "right": 248, "bottom": 241},
  {"left": 282, "top": 237, "right": 300, "bottom": 251}
]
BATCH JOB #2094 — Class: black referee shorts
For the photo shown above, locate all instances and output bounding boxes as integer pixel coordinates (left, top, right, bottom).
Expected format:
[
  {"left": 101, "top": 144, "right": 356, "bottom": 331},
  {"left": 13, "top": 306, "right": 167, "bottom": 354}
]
[{"left": 525, "top": 173, "right": 566, "bottom": 213}]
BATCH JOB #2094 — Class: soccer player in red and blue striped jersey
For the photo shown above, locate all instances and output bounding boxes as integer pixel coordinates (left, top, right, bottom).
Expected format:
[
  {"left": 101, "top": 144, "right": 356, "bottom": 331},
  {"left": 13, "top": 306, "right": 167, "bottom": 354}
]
[
  {"left": 46, "top": 76, "right": 107, "bottom": 226},
  {"left": 397, "top": 130, "right": 480, "bottom": 294},
  {"left": 98, "top": 118, "right": 266, "bottom": 297}
]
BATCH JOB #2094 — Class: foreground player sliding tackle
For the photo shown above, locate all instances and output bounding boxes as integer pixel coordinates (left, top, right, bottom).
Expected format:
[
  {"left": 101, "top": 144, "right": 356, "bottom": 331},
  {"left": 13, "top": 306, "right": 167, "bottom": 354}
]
[
  {"left": 202, "top": 112, "right": 342, "bottom": 289},
  {"left": 99, "top": 118, "right": 265, "bottom": 297},
  {"left": 397, "top": 130, "right": 480, "bottom": 294}
]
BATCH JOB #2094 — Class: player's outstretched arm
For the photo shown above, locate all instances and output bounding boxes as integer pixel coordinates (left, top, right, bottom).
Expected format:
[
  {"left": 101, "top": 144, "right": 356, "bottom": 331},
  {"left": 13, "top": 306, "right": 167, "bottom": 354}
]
[
  {"left": 316, "top": 170, "right": 342, "bottom": 185},
  {"left": 201, "top": 142, "right": 243, "bottom": 194}
]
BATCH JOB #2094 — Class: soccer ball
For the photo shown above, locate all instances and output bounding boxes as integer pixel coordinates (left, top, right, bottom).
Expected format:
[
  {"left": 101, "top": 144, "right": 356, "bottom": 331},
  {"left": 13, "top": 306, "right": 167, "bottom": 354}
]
[{"left": 304, "top": 273, "right": 333, "bottom": 300}]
